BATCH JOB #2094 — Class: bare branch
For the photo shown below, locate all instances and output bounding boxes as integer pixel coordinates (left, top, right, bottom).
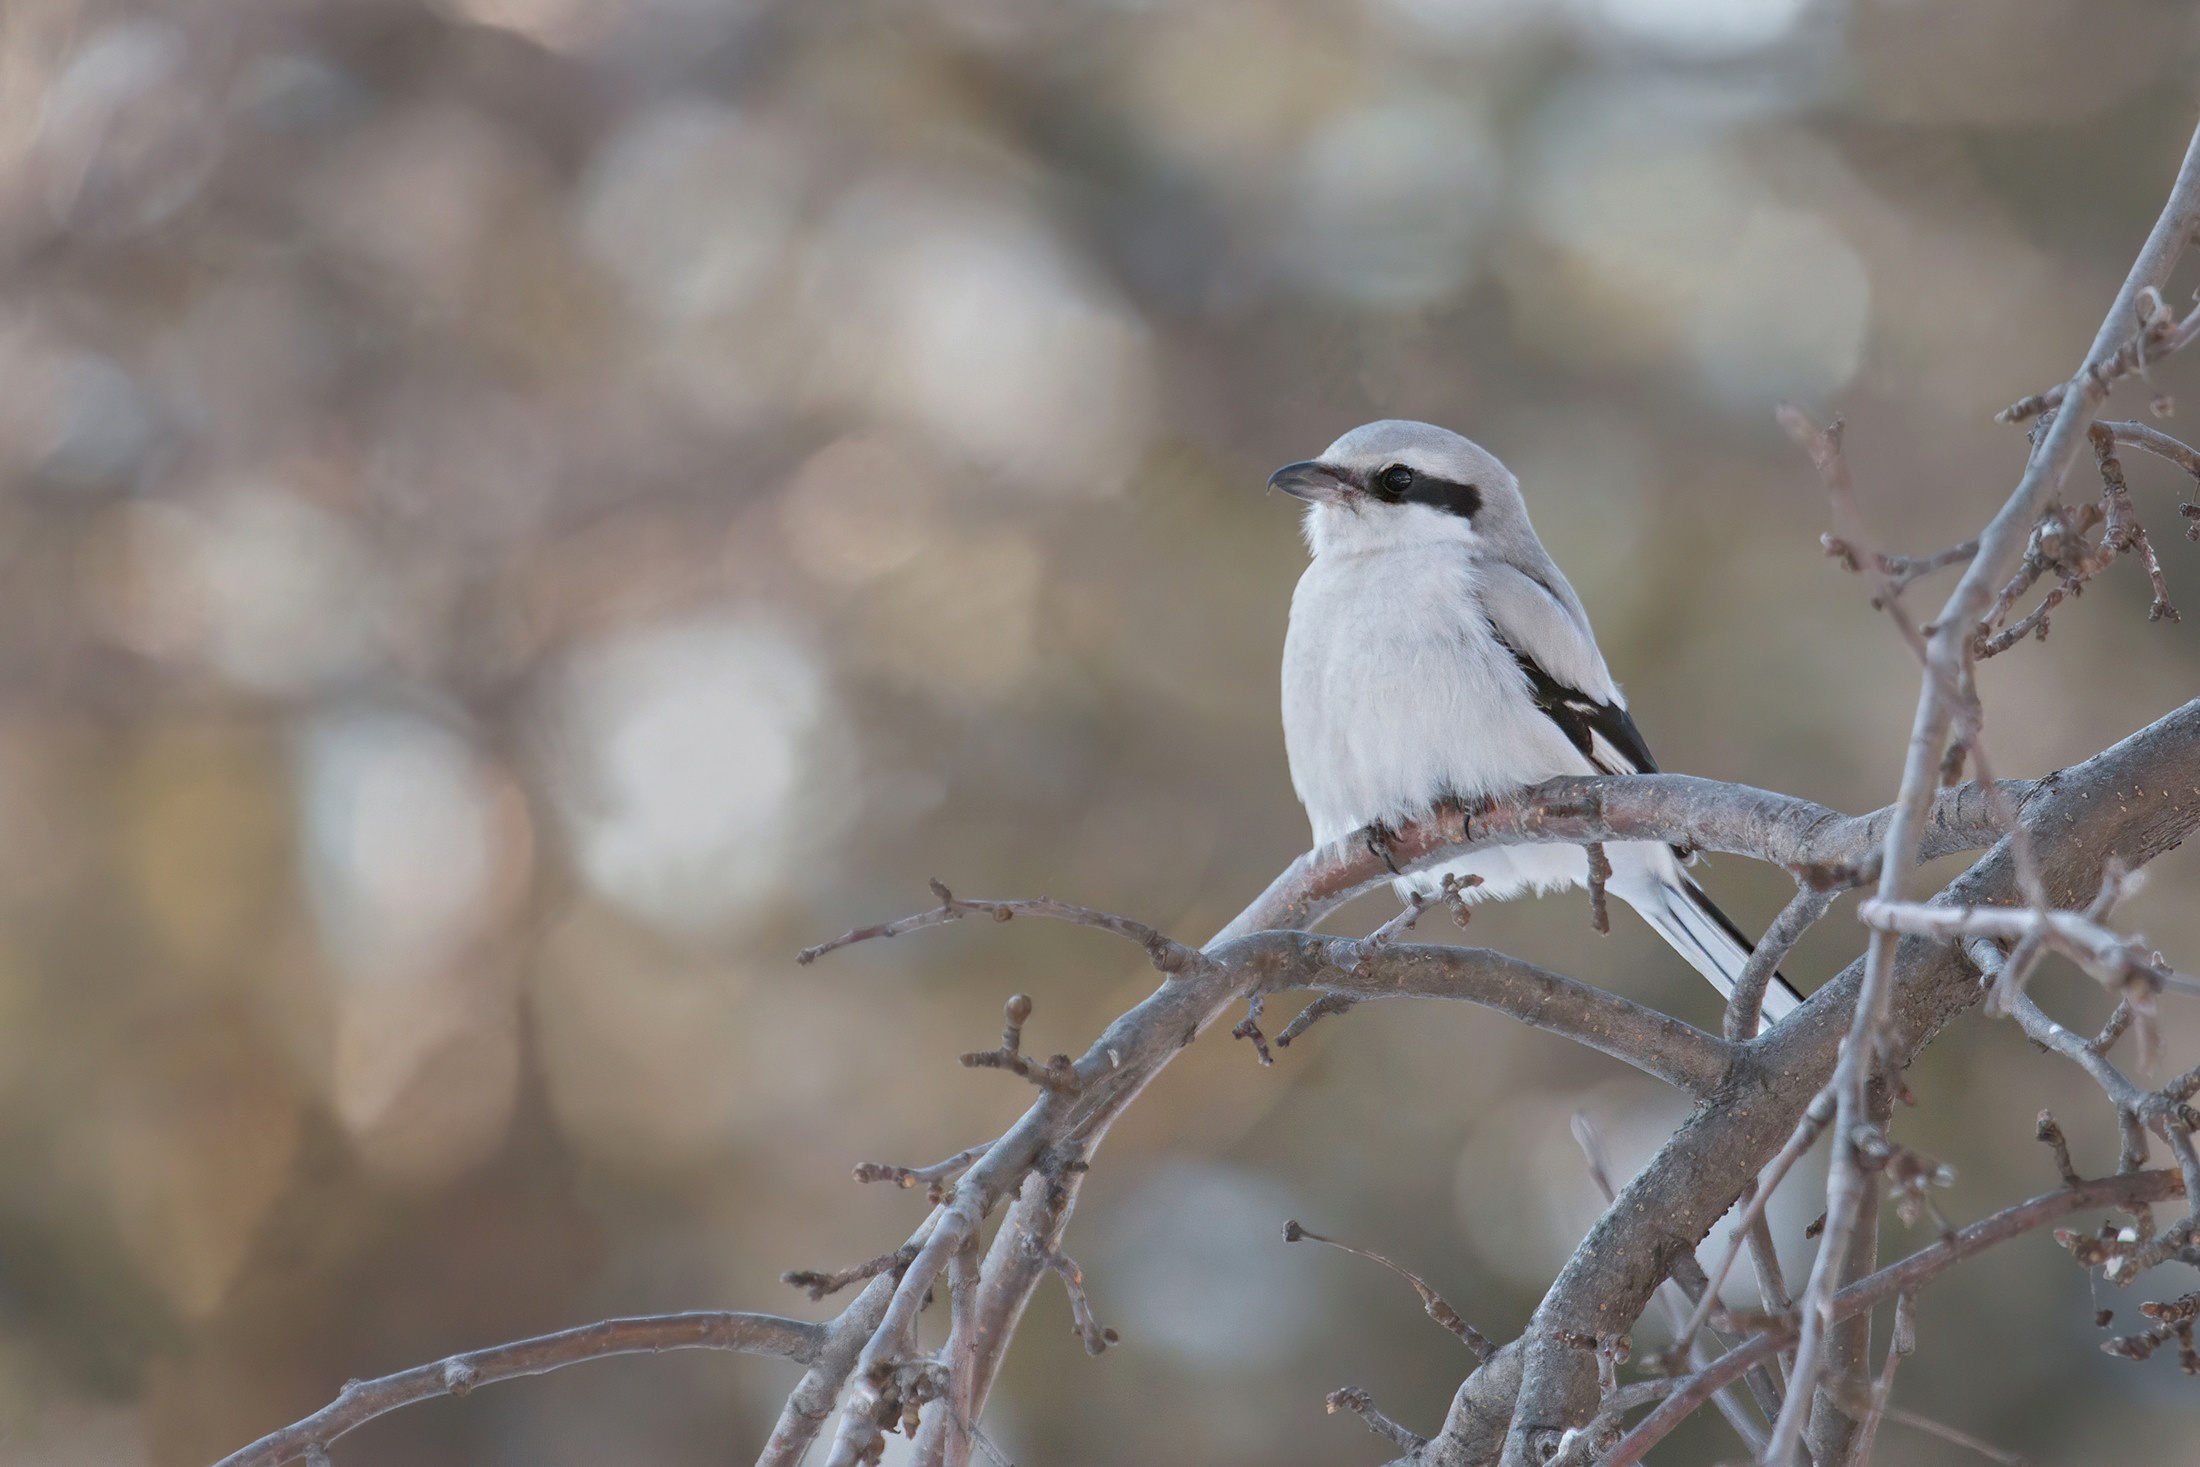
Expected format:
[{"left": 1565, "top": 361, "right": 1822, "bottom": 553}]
[
  {"left": 1882, "top": 1405, "right": 2037, "bottom": 1466},
  {"left": 1786, "top": 408, "right": 1933, "bottom": 660},
  {"left": 1973, "top": 419, "right": 2192, "bottom": 657},
  {"left": 1478, "top": 700, "right": 2200, "bottom": 1467},
  {"left": 854, "top": 1146, "right": 990, "bottom": 1197},
  {"left": 961, "top": 993, "right": 1084, "bottom": 1094},
  {"left": 799, "top": 880, "right": 1211, "bottom": 976},
  {"left": 2093, "top": 1001, "right": 2137, "bottom": 1057},
  {"left": 211, "top": 698, "right": 2200, "bottom": 1467},
  {"left": 211, "top": 1313, "right": 828, "bottom": 1467},
  {"left": 1357, "top": 890, "right": 1431, "bottom": 972},
  {"left": 759, "top": 1271, "right": 905, "bottom": 1467},
  {"left": 1861, "top": 885, "right": 2178, "bottom": 1004},
  {"left": 1286, "top": 1219, "right": 1494, "bottom": 1360},
  {"left": 2097, "top": 428, "right": 2184, "bottom": 624},
  {"left": 1045, "top": 1252, "right": 1118, "bottom": 1356},
  {"left": 1571, "top": 1112, "right": 1775, "bottom": 1453},
  {"left": 1274, "top": 991, "right": 1356, "bottom": 1048},
  {"left": 1823, "top": 535, "right": 1981, "bottom": 601},
  {"left": 1771, "top": 126, "right": 2200, "bottom": 1467},
  {"left": 1997, "top": 288, "right": 2200, "bottom": 423},
  {"left": 2037, "top": 1112, "right": 2083, "bottom": 1189},
  {"left": 1726, "top": 882, "right": 1835, "bottom": 1041},
  {"left": 2105, "top": 418, "right": 2200, "bottom": 479},
  {"left": 1605, "top": 1168, "right": 2189, "bottom": 1466},
  {"left": 1220, "top": 771, "right": 2024, "bottom": 942},
  {"left": 1288, "top": 936, "right": 1737, "bottom": 1095},
  {"left": 1841, "top": 1292, "right": 1915, "bottom": 1467},
  {"left": 1584, "top": 842, "right": 1612, "bottom": 934},
  {"left": 2166, "top": 1061, "right": 2200, "bottom": 1104},
  {"left": 1328, "top": 1387, "right": 1429, "bottom": 1452},
  {"left": 1674, "top": 1083, "right": 1836, "bottom": 1355}
]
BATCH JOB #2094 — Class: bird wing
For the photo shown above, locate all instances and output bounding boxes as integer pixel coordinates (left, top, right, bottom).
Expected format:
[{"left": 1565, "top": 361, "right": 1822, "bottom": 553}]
[
  {"left": 1480, "top": 564, "right": 1807, "bottom": 1025},
  {"left": 1476, "top": 562, "right": 1655, "bottom": 776},
  {"left": 1496, "top": 637, "right": 1660, "bottom": 777}
]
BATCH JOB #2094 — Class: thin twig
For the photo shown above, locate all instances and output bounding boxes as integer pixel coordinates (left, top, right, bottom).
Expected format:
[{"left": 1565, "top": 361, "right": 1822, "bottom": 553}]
[
  {"left": 1274, "top": 992, "right": 1356, "bottom": 1048},
  {"left": 784, "top": 1244, "right": 921, "bottom": 1302},
  {"left": 1727, "top": 883, "right": 1834, "bottom": 1041},
  {"left": 1998, "top": 291, "right": 2200, "bottom": 423},
  {"left": 1584, "top": 843, "right": 1612, "bottom": 935},
  {"left": 960, "top": 993, "right": 1083, "bottom": 1094},
  {"left": 2104, "top": 418, "right": 2200, "bottom": 479},
  {"left": 854, "top": 1146, "right": 990, "bottom": 1196},
  {"left": 1821, "top": 537, "right": 1981, "bottom": 603},
  {"left": 1325, "top": 1387, "right": 1428, "bottom": 1451},
  {"left": 799, "top": 880, "right": 1210, "bottom": 977},
  {"left": 1787, "top": 409, "right": 1931, "bottom": 664},
  {"left": 1862, "top": 885, "right": 2173, "bottom": 1005},
  {"left": 1841, "top": 1292, "right": 1914, "bottom": 1467},
  {"left": 1044, "top": 1252, "right": 1118, "bottom": 1356},
  {"left": 1673, "top": 1083, "right": 1837, "bottom": 1355},
  {"left": 1572, "top": 1112, "right": 1774, "bottom": 1452},
  {"left": 2037, "top": 1112, "right": 2083, "bottom": 1189},
  {"left": 1884, "top": 1405, "right": 2036, "bottom": 1466},
  {"left": 1355, "top": 891, "right": 1429, "bottom": 977},
  {"left": 210, "top": 1314, "right": 828, "bottom": 1467},
  {"left": 1608, "top": 1168, "right": 2188, "bottom": 1466},
  {"left": 1284, "top": 1220, "right": 1494, "bottom": 1359}
]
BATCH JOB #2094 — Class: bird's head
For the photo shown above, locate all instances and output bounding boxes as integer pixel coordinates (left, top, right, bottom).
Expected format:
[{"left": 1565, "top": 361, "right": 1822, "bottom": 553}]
[{"left": 1268, "top": 419, "right": 1525, "bottom": 558}]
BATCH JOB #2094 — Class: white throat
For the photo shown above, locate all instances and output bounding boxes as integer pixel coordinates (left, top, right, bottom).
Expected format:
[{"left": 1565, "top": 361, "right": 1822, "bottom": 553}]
[{"left": 1303, "top": 500, "right": 1483, "bottom": 560}]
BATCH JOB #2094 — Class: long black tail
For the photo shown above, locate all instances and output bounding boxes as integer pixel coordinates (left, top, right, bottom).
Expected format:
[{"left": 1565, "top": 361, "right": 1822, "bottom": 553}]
[{"left": 1624, "top": 874, "right": 1805, "bottom": 1033}]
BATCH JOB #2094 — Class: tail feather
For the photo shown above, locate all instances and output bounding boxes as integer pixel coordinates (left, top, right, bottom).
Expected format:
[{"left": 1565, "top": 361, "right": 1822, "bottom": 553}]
[{"left": 1621, "top": 874, "right": 1804, "bottom": 1032}]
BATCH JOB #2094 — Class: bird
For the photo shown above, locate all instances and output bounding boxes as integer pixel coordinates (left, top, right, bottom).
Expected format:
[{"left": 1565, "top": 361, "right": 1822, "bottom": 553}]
[{"left": 1270, "top": 419, "right": 1803, "bottom": 1027}]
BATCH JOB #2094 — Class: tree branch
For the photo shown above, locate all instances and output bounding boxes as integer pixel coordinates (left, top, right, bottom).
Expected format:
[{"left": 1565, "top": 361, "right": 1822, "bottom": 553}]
[
  {"left": 1602, "top": 1168, "right": 2188, "bottom": 1467},
  {"left": 1761, "top": 115, "right": 2200, "bottom": 1467},
  {"left": 199, "top": 691, "right": 2200, "bottom": 1467},
  {"left": 212, "top": 1313, "right": 828, "bottom": 1467},
  {"left": 1448, "top": 698, "right": 2200, "bottom": 1467},
  {"left": 1727, "top": 883, "right": 1836, "bottom": 1041},
  {"left": 1261, "top": 933, "right": 1738, "bottom": 1095},
  {"left": 1219, "top": 774, "right": 2022, "bottom": 941}
]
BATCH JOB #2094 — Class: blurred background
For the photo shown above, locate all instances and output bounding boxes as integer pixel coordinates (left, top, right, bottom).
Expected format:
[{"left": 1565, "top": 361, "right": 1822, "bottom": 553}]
[{"left": 2, "top": 0, "right": 2200, "bottom": 1463}]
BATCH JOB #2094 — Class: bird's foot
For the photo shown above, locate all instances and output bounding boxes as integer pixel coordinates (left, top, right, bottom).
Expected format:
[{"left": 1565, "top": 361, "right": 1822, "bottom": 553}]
[{"left": 1363, "top": 822, "right": 1404, "bottom": 877}]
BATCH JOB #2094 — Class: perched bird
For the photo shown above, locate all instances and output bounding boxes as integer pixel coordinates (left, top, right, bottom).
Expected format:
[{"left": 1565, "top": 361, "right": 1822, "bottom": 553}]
[{"left": 1271, "top": 419, "right": 1802, "bottom": 1026}]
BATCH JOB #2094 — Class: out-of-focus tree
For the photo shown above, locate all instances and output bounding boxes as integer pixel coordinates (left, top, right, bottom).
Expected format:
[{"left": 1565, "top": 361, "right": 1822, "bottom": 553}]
[{"left": 5, "top": 3, "right": 2200, "bottom": 1466}]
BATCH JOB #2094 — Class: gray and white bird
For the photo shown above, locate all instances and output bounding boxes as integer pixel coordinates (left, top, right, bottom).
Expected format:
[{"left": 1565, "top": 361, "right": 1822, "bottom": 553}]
[{"left": 1272, "top": 419, "right": 1802, "bottom": 1026}]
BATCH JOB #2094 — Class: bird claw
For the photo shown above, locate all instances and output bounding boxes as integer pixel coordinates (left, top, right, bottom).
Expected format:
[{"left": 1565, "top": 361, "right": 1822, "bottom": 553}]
[{"left": 1363, "top": 823, "right": 1404, "bottom": 877}]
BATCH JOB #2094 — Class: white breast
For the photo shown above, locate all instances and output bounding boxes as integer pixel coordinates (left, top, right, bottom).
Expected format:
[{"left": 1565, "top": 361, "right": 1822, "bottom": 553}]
[{"left": 1280, "top": 543, "right": 1599, "bottom": 899}]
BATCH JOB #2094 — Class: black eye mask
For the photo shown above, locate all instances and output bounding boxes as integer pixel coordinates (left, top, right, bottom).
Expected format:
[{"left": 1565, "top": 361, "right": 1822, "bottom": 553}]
[{"left": 1369, "top": 463, "right": 1482, "bottom": 519}]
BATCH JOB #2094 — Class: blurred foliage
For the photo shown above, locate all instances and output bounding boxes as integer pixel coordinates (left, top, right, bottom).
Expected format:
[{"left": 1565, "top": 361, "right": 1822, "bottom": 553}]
[{"left": 1, "top": 1, "right": 2199, "bottom": 1463}]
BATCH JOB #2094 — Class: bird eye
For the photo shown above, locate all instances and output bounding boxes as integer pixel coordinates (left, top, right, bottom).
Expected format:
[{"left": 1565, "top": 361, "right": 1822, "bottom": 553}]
[{"left": 1380, "top": 464, "right": 1415, "bottom": 494}]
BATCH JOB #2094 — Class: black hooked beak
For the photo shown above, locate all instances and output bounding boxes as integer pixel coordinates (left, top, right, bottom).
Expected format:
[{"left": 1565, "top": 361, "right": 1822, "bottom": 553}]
[{"left": 1267, "top": 460, "right": 1354, "bottom": 504}]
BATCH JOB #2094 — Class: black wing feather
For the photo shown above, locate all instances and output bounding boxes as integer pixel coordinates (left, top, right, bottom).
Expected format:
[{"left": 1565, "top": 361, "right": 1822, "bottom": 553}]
[
  {"left": 1492, "top": 632, "right": 1659, "bottom": 777},
  {"left": 1494, "top": 629, "right": 1805, "bottom": 1019}
]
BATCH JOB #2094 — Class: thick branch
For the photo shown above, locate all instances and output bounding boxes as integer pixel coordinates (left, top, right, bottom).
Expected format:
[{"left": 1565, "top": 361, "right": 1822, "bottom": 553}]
[
  {"left": 1256, "top": 934, "right": 1736, "bottom": 1095},
  {"left": 1444, "top": 699, "right": 2200, "bottom": 1467},
  {"left": 1231, "top": 775, "right": 2023, "bottom": 940}
]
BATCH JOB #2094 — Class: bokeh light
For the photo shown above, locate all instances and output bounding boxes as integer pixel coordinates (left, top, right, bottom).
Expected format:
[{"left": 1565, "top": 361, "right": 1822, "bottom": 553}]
[{"left": 0, "top": 2, "right": 2194, "bottom": 1464}]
